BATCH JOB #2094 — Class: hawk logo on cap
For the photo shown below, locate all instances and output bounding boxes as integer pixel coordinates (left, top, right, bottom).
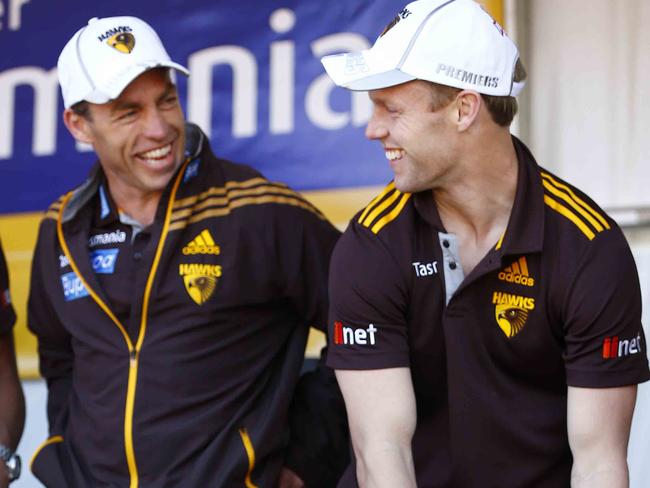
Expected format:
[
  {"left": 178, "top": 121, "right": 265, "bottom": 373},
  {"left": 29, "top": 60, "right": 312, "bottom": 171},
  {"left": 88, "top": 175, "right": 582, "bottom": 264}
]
[{"left": 107, "top": 32, "right": 136, "bottom": 53}]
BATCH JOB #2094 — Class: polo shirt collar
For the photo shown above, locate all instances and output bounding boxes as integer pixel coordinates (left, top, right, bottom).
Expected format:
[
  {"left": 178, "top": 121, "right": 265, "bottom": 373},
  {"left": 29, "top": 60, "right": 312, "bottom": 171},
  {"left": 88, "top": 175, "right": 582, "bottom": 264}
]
[
  {"left": 412, "top": 136, "right": 544, "bottom": 256},
  {"left": 498, "top": 137, "right": 544, "bottom": 256},
  {"left": 93, "top": 175, "right": 121, "bottom": 228}
]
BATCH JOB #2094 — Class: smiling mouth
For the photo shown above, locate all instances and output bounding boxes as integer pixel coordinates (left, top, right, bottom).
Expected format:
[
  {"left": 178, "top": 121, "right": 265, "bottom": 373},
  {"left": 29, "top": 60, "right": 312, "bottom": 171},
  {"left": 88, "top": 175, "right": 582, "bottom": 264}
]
[
  {"left": 137, "top": 143, "right": 172, "bottom": 162},
  {"left": 385, "top": 148, "right": 404, "bottom": 161}
]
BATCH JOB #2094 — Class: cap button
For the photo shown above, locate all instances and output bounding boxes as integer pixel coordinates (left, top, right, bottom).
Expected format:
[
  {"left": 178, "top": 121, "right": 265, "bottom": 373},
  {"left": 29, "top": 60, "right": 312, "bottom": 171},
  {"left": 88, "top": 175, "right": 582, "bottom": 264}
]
[{"left": 87, "top": 17, "right": 99, "bottom": 25}]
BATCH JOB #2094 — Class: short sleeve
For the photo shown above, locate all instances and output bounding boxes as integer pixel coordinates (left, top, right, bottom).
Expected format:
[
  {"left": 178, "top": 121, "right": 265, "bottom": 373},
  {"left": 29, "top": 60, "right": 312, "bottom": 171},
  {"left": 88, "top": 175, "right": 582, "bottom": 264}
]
[
  {"left": 563, "top": 227, "right": 650, "bottom": 387},
  {"left": 327, "top": 221, "right": 409, "bottom": 370},
  {"left": 0, "top": 240, "right": 17, "bottom": 334}
]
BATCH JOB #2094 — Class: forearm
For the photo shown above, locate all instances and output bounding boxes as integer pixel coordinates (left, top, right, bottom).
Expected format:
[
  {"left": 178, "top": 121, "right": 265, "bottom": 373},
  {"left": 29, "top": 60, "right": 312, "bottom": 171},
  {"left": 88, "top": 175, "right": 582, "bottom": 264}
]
[
  {"left": 571, "top": 459, "right": 628, "bottom": 488},
  {"left": 568, "top": 386, "right": 636, "bottom": 488},
  {"left": 0, "top": 381, "right": 25, "bottom": 450},
  {"left": 355, "top": 441, "right": 416, "bottom": 488},
  {"left": 0, "top": 335, "right": 25, "bottom": 450},
  {"left": 337, "top": 368, "right": 417, "bottom": 488}
]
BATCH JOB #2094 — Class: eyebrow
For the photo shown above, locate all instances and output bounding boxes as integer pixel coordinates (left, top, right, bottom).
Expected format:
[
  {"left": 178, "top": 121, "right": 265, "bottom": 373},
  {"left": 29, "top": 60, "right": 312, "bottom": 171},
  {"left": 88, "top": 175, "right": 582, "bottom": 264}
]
[
  {"left": 111, "top": 100, "right": 140, "bottom": 114},
  {"left": 157, "top": 82, "right": 177, "bottom": 103}
]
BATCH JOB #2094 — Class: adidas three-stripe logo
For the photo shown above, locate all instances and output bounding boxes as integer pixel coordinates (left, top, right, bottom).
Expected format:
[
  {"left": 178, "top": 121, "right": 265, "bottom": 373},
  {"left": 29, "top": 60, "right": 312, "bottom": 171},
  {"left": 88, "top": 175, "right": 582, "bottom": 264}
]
[{"left": 182, "top": 229, "right": 221, "bottom": 255}]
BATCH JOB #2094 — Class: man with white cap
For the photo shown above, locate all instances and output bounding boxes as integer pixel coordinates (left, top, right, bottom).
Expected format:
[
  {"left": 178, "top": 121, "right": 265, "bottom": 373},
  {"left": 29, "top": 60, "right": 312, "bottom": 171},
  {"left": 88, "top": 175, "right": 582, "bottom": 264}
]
[
  {"left": 28, "top": 15, "right": 347, "bottom": 488},
  {"left": 322, "top": 0, "right": 649, "bottom": 486}
]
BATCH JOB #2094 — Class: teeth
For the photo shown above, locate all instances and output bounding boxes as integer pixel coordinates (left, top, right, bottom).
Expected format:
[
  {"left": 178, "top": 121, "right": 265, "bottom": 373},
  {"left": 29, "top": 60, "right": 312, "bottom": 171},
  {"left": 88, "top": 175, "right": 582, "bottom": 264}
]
[
  {"left": 385, "top": 149, "right": 404, "bottom": 161},
  {"left": 140, "top": 144, "right": 171, "bottom": 160}
]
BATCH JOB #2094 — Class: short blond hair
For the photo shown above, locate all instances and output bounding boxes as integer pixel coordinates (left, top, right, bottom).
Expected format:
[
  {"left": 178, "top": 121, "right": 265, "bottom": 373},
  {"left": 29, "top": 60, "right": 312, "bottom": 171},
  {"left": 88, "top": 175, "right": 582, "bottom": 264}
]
[{"left": 428, "top": 58, "right": 527, "bottom": 127}]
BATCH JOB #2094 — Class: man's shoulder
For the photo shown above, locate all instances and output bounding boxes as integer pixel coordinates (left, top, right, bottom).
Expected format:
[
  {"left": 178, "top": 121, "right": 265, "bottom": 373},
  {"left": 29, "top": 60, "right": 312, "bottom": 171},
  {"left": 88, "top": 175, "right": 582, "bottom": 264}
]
[
  {"left": 332, "top": 182, "right": 416, "bottom": 275},
  {"left": 40, "top": 164, "right": 102, "bottom": 225},
  {"left": 43, "top": 194, "right": 67, "bottom": 222},
  {"left": 345, "top": 181, "right": 415, "bottom": 241},
  {"left": 178, "top": 153, "right": 327, "bottom": 225},
  {"left": 539, "top": 167, "right": 617, "bottom": 245}
]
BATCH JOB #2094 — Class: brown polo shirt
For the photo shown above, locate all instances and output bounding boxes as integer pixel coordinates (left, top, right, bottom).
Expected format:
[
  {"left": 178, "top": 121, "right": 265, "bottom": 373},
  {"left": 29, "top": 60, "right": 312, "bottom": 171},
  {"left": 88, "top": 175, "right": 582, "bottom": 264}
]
[{"left": 327, "top": 137, "right": 649, "bottom": 487}]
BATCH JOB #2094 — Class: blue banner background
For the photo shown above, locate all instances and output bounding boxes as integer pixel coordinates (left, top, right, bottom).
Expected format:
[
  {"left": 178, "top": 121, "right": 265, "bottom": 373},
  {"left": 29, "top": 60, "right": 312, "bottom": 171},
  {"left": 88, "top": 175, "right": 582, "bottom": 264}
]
[{"left": 0, "top": 0, "right": 406, "bottom": 214}]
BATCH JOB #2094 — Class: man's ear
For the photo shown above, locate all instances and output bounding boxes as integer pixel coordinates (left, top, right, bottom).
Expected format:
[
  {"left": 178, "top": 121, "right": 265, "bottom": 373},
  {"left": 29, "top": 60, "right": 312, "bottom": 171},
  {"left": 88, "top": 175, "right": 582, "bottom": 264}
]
[
  {"left": 63, "top": 109, "right": 93, "bottom": 145},
  {"left": 452, "top": 91, "right": 482, "bottom": 132}
]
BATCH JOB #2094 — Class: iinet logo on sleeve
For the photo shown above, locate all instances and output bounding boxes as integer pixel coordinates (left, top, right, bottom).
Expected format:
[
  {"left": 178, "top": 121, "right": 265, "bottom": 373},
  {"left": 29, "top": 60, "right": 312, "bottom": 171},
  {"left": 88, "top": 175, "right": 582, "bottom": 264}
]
[
  {"left": 333, "top": 321, "right": 377, "bottom": 346},
  {"left": 602, "top": 334, "right": 643, "bottom": 359}
]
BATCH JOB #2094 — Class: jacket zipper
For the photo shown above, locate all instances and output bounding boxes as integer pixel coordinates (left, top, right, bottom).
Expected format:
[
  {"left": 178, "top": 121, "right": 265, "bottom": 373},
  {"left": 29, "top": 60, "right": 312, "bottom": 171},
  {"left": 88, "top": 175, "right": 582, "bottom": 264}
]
[{"left": 56, "top": 159, "right": 189, "bottom": 487}]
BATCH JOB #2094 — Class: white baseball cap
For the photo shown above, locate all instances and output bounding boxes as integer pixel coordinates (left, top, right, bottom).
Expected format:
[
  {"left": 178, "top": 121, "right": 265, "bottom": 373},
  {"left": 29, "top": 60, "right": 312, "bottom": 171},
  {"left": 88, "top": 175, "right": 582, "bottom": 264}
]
[
  {"left": 321, "top": 0, "right": 525, "bottom": 96},
  {"left": 58, "top": 16, "right": 189, "bottom": 108}
]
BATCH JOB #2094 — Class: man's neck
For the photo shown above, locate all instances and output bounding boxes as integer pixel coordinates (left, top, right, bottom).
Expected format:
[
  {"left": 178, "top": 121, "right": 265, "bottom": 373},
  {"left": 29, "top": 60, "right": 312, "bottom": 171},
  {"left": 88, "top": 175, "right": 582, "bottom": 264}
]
[
  {"left": 110, "top": 189, "right": 161, "bottom": 228},
  {"left": 434, "top": 132, "right": 518, "bottom": 274}
]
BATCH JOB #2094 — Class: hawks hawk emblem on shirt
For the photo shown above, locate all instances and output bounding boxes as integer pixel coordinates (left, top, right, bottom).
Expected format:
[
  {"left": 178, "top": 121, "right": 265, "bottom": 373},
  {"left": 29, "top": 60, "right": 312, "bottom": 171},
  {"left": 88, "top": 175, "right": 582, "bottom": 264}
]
[
  {"left": 495, "top": 305, "right": 528, "bottom": 338},
  {"left": 492, "top": 291, "right": 535, "bottom": 338},
  {"left": 183, "top": 275, "right": 217, "bottom": 305},
  {"left": 179, "top": 230, "right": 222, "bottom": 305}
]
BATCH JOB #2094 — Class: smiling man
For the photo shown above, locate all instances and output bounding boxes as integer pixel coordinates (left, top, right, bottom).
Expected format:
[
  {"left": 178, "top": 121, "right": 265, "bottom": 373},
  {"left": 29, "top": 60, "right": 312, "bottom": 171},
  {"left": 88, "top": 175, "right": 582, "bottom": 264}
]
[
  {"left": 321, "top": 0, "right": 649, "bottom": 487},
  {"left": 28, "top": 16, "right": 347, "bottom": 488}
]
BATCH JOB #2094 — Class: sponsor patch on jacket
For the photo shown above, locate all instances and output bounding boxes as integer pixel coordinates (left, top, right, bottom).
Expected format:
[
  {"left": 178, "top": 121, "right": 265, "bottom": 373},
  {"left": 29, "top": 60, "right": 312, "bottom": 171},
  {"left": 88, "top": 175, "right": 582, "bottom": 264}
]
[
  {"left": 89, "top": 230, "right": 126, "bottom": 247},
  {"left": 90, "top": 249, "right": 119, "bottom": 274},
  {"left": 61, "top": 272, "right": 89, "bottom": 301}
]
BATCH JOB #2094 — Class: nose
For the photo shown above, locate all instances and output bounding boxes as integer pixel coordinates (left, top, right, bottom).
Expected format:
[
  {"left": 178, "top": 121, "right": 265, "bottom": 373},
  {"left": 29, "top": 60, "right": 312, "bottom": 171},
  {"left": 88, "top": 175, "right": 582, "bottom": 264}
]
[
  {"left": 141, "top": 107, "right": 168, "bottom": 140},
  {"left": 365, "top": 108, "right": 388, "bottom": 141}
]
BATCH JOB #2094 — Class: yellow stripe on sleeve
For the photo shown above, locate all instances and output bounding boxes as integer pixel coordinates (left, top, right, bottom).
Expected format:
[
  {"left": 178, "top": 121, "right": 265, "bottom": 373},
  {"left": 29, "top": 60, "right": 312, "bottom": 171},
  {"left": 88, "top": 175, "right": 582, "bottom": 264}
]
[
  {"left": 358, "top": 182, "right": 395, "bottom": 225},
  {"left": 541, "top": 179, "right": 604, "bottom": 233},
  {"left": 370, "top": 193, "right": 412, "bottom": 234},
  {"left": 361, "top": 189, "right": 402, "bottom": 228},
  {"left": 541, "top": 172, "right": 610, "bottom": 230},
  {"left": 544, "top": 195, "right": 595, "bottom": 240}
]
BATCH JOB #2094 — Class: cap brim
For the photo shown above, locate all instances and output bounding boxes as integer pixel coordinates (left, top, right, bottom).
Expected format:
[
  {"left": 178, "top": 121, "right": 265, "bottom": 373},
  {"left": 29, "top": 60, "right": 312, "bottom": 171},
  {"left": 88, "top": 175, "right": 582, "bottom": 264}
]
[
  {"left": 321, "top": 51, "right": 415, "bottom": 91},
  {"left": 84, "top": 60, "right": 190, "bottom": 105}
]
